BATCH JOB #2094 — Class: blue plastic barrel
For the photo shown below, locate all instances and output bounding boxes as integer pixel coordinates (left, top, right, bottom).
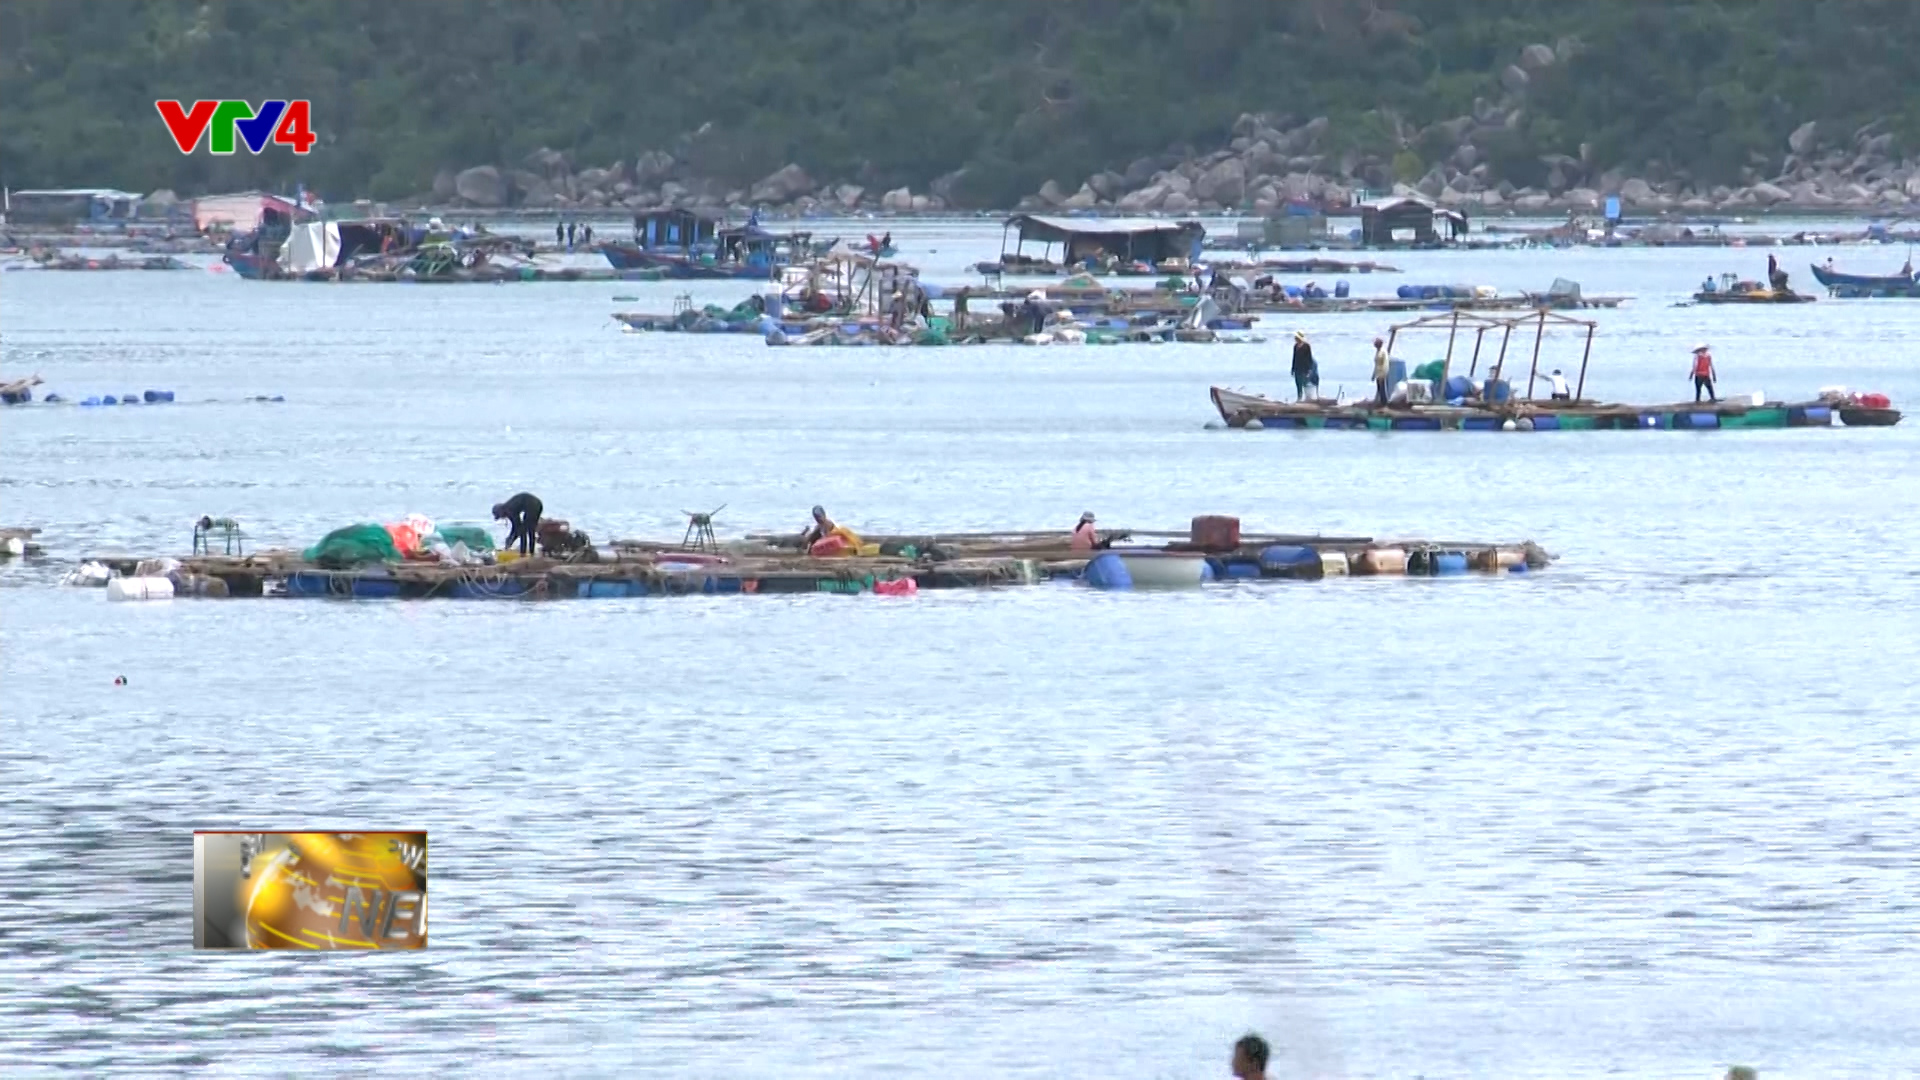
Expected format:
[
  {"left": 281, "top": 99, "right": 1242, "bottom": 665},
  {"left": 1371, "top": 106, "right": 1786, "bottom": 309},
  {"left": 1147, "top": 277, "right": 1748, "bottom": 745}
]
[
  {"left": 1485, "top": 379, "right": 1511, "bottom": 403},
  {"left": 1463, "top": 416, "right": 1501, "bottom": 431},
  {"left": 81, "top": 396, "right": 102, "bottom": 407},
  {"left": 1083, "top": 552, "right": 1133, "bottom": 590},
  {"left": 1433, "top": 552, "right": 1469, "bottom": 574},
  {"left": 1396, "top": 284, "right": 1417, "bottom": 299},
  {"left": 1387, "top": 359, "right": 1408, "bottom": 388},
  {"left": 102, "top": 395, "right": 118, "bottom": 405},
  {"left": 1444, "top": 375, "right": 1475, "bottom": 400},
  {"left": 1334, "top": 281, "right": 1350, "bottom": 298},
  {"left": 1532, "top": 415, "right": 1561, "bottom": 431},
  {"left": 1259, "top": 546, "right": 1318, "bottom": 576},
  {"left": 1684, "top": 412, "right": 1720, "bottom": 429},
  {"left": 121, "top": 393, "right": 140, "bottom": 404}
]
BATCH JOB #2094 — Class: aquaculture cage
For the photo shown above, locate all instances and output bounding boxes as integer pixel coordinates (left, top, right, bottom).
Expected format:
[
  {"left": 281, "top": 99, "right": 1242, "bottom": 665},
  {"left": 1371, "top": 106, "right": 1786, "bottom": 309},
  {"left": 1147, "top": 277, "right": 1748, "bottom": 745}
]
[{"left": 1384, "top": 308, "right": 1598, "bottom": 401}]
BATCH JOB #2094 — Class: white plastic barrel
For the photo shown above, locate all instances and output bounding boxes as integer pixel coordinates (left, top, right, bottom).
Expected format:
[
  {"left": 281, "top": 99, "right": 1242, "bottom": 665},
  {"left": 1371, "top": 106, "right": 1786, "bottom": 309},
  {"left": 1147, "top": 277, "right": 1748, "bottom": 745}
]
[
  {"left": 1, "top": 536, "right": 23, "bottom": 556},
  {"left": 107, "top": 576, "right": 175, "bottom": 601}
]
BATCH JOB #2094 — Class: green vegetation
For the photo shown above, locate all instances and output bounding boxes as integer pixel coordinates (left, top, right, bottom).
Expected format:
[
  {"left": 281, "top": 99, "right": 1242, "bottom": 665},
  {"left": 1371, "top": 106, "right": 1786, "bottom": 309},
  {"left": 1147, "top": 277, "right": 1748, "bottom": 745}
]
[{"left": 2, "top": 0, "right": 1916, "bottom": 206}]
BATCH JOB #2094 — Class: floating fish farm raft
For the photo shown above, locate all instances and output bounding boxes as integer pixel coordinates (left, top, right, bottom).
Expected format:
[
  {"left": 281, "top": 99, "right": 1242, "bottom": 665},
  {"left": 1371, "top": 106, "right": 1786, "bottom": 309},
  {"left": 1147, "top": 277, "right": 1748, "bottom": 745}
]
[
  {"left": 80, "top": 523, "right": 1552, "bottom": 603},
  {"left": 1210, "top": 310, "right": 1903, "bottom": 431}
]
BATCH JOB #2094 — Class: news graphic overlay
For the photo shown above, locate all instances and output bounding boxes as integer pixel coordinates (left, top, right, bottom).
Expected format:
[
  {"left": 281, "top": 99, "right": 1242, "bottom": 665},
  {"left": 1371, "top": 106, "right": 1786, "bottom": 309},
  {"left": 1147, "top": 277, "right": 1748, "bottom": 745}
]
[{"left": 194, "top": 832, "right": 427, "bottom": 949}]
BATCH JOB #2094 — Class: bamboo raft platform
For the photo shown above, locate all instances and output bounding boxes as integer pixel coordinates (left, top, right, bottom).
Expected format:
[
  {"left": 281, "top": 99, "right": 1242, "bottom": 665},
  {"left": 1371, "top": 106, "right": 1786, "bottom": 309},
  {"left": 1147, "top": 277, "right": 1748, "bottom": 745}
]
[
  {"left": 1209, "top": 308, "right": 1902, "bottom": 431},
  {"left": 1212, "top": 387, "right": 1901, "bottom": 431},
  {"left": 79, "top": 523, "right": 1552, "bottom": 601}
]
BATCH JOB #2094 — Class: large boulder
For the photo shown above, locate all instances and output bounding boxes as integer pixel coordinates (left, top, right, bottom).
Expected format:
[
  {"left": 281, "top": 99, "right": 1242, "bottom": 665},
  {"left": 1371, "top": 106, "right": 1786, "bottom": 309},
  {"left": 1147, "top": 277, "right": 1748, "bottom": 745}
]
[
  {"left": 910, "top": 194, "right": 932, "bottom": 211},
  {"left": 523, "top": 147, "right": 571, "bottom": 177},
  {"left": 518, "top": 177, "right": 557, "bottom": 208},
  {"left": 881, "top": 186, "right": 913, "bottom": 212},
  {"left": 930, "top": 169, "right": 969, "bottom": 203},
  {"left": 1062, "top": 184, "right": 1099, "bottom": 210},
  {"left": 454, "top": 165, "right": 508, "bottom": 207},
  {"left": 750, "top": 163, "right": 813, "bottom": 204},
  {"left": 1122, "top": 156, "right": 1161, "bottom": 189},
  {"left": 1160, "top": 191, "right": 1195, "bottom": 214},
  {"left": 1519, "top": 43, "right": 1556, "bottom": 71},
  {"left": 1563, "top": 187, "right": 1601, "bottom": 210},
  {"left": 1037, "top": 179, "right": 1069, "bottom": 206},
  {"left": 835, "top": 184, "right": 865, "bottom": 209},
  {"left": 1116, "top": 183, "right": 1166, "bottom": 212},
  {"left": 1749, "top": 181, "right": 1792, "bottom": 205},
  {"left": 1788, "top": 121, "right": 1818, "bottom": 156},
  {"left": 430, "top": 171, "right": 456, "bottom": 200},
  {"left": 1195, "top": 157, "right": 1247, "bottom": 205},
  {"left": 633, "top": 150, "right": 677, "bottom": 185},
  {"left": 1500, "top": 65, "right": 1530, "bottom": 95},
  {"left": 1087, "top": 170, "right": 1126, "bottom": 201},
  {"left": 1513, "top": 191, "right": 1552, "bottom": 211},
  {"left": 576, "top": 167, "right": 612, "bottom": 193},
  {"left": 1619, "top": 177, "right": 1656, "bottom": 205}
]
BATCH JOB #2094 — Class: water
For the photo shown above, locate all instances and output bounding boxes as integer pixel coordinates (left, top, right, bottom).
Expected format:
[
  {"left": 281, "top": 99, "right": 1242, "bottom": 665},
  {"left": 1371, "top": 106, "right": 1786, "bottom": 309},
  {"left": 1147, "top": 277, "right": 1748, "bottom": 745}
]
[{"left": 4, "top": 224, "right": 1920, "bottom": 1078}]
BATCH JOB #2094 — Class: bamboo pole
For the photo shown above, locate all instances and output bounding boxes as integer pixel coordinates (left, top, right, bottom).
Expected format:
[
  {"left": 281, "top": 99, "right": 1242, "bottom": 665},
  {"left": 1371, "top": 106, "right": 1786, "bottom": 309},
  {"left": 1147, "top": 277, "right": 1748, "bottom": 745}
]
[
  {"left": 1575, "top": 322, "right": 1595, "bottom": 400},
  {"left": 1467, "top": 326, "right": 1486, "bottom": 376},
  {"left": 1524, "top": 308, "right": 1549, "bottom": 400},
  {"left": 1437, "top": 310, "right": 1462, "bottom": 395}
]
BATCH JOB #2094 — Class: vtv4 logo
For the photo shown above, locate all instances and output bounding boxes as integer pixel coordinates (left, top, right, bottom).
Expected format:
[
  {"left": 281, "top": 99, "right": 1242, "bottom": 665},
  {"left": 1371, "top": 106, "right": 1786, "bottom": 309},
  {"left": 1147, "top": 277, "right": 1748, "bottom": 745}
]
[{"left": 155, "top": 100, "right": 316, "bottom": 155}]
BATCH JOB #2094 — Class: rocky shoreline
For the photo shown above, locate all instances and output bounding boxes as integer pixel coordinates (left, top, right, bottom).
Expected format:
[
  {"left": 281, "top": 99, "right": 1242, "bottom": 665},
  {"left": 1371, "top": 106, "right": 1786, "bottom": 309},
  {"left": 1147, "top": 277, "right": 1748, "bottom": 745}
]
[{"left": 410, "top": 40, "right": 1917, "bottom": 223}]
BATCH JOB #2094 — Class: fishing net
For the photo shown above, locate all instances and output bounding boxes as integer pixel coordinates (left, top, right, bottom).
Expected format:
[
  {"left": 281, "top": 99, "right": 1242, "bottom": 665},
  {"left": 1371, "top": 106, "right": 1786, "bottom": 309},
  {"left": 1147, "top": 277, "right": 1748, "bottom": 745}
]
[
  {"left": 303, "top": 524, "right": 401, "bottom": 568},
  {"left": 433, "top": 525, "right": 495, "bottom": 551},
  {"left": 1413, "top": 360, "right": 1447, "bottom": 382}
]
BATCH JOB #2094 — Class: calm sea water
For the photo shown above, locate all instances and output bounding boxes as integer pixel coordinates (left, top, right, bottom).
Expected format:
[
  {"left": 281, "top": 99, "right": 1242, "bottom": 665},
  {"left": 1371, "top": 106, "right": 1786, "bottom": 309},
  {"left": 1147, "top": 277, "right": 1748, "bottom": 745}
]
[{"left": 4, "top": 222, "right": 1920, "bottom": 1078}]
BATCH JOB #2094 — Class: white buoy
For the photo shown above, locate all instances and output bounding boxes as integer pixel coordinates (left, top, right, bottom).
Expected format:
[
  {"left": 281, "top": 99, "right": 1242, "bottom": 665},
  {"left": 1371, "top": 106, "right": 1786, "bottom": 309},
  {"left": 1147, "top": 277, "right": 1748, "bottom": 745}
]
[
  {"left": 107, "top": 576, "right": 174, "bottom": 602},
  {"left": 1244, "top": 419, "right": 1265, "bottom": 431},
  {"left": 1, "top": 536, "right": 23, "bottom": 556},
  {"left": 1501, "top": 419, "right": 1518, "bottom": 431}
]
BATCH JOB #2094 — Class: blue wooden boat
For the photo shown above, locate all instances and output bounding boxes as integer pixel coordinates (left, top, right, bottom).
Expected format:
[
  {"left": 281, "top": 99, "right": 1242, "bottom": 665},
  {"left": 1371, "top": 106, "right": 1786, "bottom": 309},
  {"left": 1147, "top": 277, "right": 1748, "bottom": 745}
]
[{"left": 1809, "top": 261, "right": 1920, "bottom": 297}]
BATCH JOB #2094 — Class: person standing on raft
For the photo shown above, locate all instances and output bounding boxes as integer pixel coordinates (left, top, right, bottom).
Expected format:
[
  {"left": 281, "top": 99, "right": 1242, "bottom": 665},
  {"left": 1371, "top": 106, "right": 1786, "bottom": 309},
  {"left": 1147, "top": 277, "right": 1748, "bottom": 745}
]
[
  {"left": 1371, "top": 336, "right": 1391, "bottom": 407},
  {"left": 1691, "top": 344, "right": 1718, "bottom": 402},
  {"left": 1290, "top": 331, "right": 1316, "bottom": 401},
  {"left": 493, "top": 492, "right": 544, "bottom": 557}
]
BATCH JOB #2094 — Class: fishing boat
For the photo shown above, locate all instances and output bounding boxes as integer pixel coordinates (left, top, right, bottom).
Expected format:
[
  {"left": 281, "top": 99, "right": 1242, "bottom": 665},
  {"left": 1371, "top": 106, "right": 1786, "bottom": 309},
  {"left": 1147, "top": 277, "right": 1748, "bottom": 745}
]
[
  {"left": 600, "top": 209, "right": 810, "bottom": 280},
  {"left": 1206, "top": 309, "right": 1899, "bottom": 432},
  {"left": 1809, "top": 261, "right": 1920, "bottom": 298},
  {"left": 1691, "top": 272, "right": 1816, "bottom": 304}
]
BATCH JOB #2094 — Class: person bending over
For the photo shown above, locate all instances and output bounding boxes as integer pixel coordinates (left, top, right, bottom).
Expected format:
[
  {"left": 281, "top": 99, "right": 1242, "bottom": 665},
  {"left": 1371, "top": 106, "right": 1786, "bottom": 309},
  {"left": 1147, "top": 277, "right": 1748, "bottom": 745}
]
[{"left": 493, "top": 492, "right": 543, "bottom": 556}]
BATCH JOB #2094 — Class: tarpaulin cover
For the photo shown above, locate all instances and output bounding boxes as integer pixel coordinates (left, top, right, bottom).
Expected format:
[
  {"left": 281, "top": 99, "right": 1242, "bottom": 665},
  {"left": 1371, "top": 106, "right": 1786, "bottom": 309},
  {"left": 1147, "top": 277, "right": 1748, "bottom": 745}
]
[{"left": 303, "top": 523, "right": 401, "bottom": 568}]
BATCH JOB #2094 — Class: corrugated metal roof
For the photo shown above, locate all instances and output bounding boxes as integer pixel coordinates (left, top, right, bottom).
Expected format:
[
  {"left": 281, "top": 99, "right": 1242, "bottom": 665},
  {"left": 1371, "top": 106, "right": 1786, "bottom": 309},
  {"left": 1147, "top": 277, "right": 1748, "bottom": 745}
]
[
  {"left": 10, "top": 188, "right": 142, "bottom": 200},
  {"left": 1008, "top": 214, "right": 1202, "bottom": 239}
]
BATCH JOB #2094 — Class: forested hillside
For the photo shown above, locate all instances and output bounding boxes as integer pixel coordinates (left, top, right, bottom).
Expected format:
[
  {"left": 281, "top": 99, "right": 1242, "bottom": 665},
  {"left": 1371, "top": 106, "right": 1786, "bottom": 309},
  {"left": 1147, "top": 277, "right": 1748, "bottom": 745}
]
[{"left": 3, "top": 0, "right": 1917, "bottom": 207}]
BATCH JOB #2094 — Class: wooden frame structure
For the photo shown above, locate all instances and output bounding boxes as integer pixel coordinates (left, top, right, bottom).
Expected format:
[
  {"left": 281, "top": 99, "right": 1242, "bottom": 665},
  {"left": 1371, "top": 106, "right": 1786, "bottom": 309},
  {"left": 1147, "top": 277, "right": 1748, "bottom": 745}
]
[{"left": 1383, "top": 309, "right": 1598, "bottom": 401}]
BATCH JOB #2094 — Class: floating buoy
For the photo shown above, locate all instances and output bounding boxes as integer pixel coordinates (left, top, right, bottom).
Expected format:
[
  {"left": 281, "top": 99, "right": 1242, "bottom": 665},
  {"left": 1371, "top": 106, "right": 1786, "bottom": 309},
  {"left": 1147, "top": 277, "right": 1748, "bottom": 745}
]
[
  {"left": 1501, "top": 419, "right": 1517, "bottom": 431},
  {"left": 1516, "top": 417, "right": 1535, "bottom": 431},
  {"left": 1203, "top": 420, "right": 1222, "bottom": 430},
  {"left": 113, "top": 675, "right": 127, "bottom": 686},
  {"left": 1244, "top": 419, "right": 1265, "bottom": 431}
]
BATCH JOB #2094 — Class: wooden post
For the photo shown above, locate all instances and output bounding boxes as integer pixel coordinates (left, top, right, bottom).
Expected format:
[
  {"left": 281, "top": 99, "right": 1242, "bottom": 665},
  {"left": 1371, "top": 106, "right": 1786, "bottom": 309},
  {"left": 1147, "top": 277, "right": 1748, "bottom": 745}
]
[
  {"left": 1492, "top": 323, "right": 1512, "bottom": 382},
  {"left": 1574, "top": 322, "right": 1595, "bottom": 401},
  {"left": 1523, "top": 310, "right": 1548, "bottom": 400},
  {"left": 1467, "top": 326, "right": 1486, "bottom": 376},
  {"left": 1437, "top": 311, "right": 1461, "bottom": 396}
]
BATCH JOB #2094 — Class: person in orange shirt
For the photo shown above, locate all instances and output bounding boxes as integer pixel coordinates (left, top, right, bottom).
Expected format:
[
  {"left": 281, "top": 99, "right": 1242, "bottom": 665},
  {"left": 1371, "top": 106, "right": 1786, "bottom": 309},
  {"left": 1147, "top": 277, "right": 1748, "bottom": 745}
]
[{"left": 1691, "top": 344, "right": 1717, "bottom": 402}]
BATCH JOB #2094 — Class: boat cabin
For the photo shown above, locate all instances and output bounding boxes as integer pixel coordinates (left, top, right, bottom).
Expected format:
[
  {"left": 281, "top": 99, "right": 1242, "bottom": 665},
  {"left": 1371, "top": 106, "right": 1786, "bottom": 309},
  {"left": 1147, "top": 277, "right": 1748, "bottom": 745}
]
[
  {"left": 1360, "top": 196, "right": 1468, "bottom": 247},
  {"left": 1000, "top": 214, "right": 1206, "bottom": 269},
  {"left": 4, "top": 188, "right": 143, "bottom": 226},
  {"left": 630, "top": 209, "right": 721, "bottom": 253},
  {"left": 717, "top": 220, "right": 812, "bottom": 270}
]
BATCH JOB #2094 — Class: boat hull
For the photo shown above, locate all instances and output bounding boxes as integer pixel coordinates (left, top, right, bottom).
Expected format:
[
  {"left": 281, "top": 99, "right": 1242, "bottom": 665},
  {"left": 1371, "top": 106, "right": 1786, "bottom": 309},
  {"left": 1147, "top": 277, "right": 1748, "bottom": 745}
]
[
  {"left": 1083, "top": 550, "right": 1210, "bottom": 589},
  {"left": 1691, "top": 290, "right": 1815, "bottom": 304},
  {"left": 1208, "top": 386, "right": 1900, "bottom": 431},
  {"left": 1810, "top": 263, "right": 1919, "bottom": 294}
]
